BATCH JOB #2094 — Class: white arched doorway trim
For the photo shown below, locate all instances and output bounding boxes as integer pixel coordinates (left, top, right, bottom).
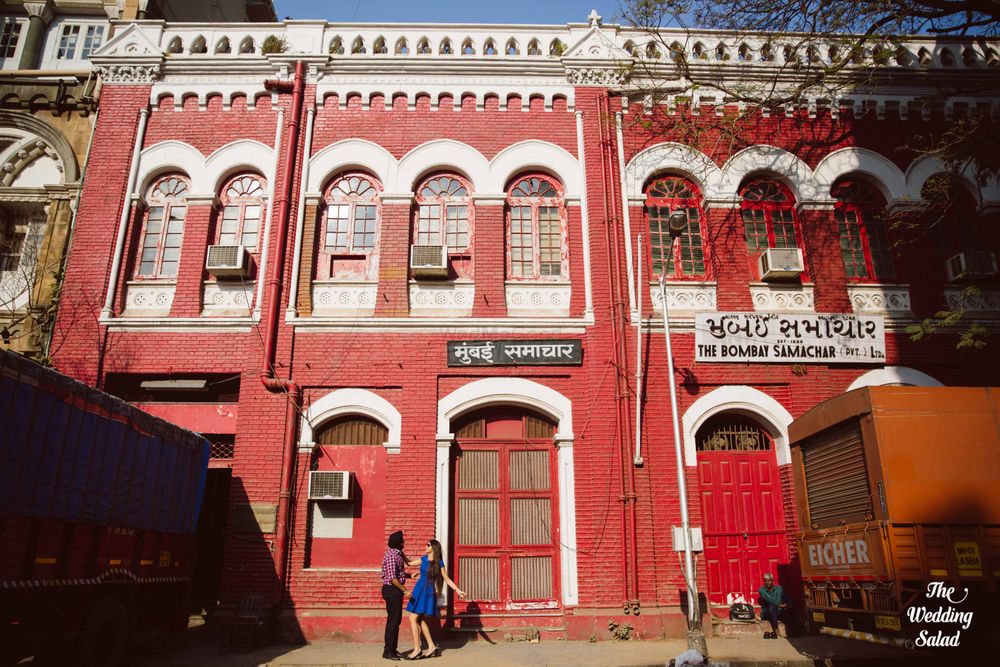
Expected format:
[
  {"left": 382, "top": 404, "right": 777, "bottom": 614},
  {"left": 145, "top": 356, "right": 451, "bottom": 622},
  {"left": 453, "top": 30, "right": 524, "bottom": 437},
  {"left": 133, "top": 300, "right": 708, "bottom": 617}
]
[
  {"left": 300, "top": 388, "right": 402, "bottom": 454},
  {"left": 846, "top": 366, "right": 944, "bottom": 391},
  {"left": 681, "top": 386, "right": 794, "bottom": 467},
  {"left": 436, "top": 378, "right": 578, "bottom": 606},
  {"left": 437, "top": 377, "right": 573, "bottom": 440},
  {"left": 812, "top": 147, "right": 908, "bottom": 202}
]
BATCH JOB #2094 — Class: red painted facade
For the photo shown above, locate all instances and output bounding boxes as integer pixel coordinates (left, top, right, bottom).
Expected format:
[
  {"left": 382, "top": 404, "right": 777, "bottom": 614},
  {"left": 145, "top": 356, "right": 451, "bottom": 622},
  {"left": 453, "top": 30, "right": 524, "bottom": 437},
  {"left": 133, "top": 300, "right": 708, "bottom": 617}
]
[{"left": 50, "top": 20, "right": 1000, "bottom": 641}]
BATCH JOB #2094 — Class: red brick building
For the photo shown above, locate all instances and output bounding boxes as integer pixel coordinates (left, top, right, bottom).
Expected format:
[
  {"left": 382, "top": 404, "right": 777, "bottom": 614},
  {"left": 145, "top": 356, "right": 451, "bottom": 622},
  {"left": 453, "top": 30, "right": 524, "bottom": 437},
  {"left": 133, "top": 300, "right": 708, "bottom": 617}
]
[{"left": 50, "top": 14, "right": 1000, "bottom": 640}]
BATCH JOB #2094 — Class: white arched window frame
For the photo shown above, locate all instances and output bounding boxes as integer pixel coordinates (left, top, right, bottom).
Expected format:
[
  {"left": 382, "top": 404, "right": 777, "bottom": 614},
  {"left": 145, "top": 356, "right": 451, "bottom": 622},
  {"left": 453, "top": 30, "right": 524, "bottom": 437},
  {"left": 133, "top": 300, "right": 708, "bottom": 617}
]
[
  {"left": 136, "top": 175, "right": 189, "bottom": 279},
  {"left": 644, "top": 175, "right": 708, "bottom": 280},
  {"left": 320, "top": 173, "right": 382, "bottom": 280},
  {"left": 506, "top": 175, "right": 567, "bottom": 281},
  {"left": 414, "top": 174, "right": 474, "bottom": 279},
  {"left": 218, "top": 173, "right": 266, "bottom": 251}
]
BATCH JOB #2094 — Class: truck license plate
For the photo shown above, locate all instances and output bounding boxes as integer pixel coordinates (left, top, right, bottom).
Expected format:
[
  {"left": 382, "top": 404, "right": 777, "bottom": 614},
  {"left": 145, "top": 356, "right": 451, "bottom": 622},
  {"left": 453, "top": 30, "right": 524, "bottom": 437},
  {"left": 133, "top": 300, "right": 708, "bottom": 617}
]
[
  {"left": 812, "top": 611, "right": 826, "bottom": 623},
  {"left": 875, "top": 615, "right": 901, "bottom": 631},
  {"left": 954, "top": 542, "right": 983, "bottom": 576}
]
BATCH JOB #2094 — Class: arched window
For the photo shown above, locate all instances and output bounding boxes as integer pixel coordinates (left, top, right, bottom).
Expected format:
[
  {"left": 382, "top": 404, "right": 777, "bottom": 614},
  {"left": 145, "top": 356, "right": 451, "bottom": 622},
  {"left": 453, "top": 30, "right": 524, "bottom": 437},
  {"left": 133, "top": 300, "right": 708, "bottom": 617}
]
[
  {"left": 833, "top": 179, "right": 895, "bottom": 282},
  {"left": 136, "top": 175, "right": 188, "bottom": 278},
  {"left": 415, "top": 174, "right": 472, "bottom": 251},
  {"left": 506, "top": 175, "right": 566, "bottom": 280},
  {"left": 741, "top": 179, "right": 800, "bottom": 252},
  {"left": 923, "top": 175, "right": 999, "bottom": 275},
  {"left": 219, "top": 174, "right": 266, "bottom": 251},
  {"left": 645, "top": 175, "right": 706, "bottom": 279},
  {"left": 321, "top": 173, "right": 381, "bottom": 280}
]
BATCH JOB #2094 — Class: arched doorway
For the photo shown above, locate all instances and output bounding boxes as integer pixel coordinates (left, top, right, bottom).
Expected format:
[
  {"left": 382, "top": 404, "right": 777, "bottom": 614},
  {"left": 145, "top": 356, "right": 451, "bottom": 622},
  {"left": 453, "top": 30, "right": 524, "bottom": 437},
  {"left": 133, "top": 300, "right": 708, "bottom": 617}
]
[
  {"left": 696, "top": 413, "right": 789, "bottom": 616},
  {"left": 450, "top": 407, "right": 560, "bottom": 614},
  {"left": 307, "top": 414, "right": 389, "bottom": 568}
]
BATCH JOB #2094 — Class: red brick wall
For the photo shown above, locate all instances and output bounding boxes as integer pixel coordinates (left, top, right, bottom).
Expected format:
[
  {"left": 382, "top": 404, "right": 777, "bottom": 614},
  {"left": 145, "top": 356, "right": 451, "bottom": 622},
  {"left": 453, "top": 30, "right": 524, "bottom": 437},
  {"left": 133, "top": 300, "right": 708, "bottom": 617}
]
[{"left": 49, "top": 81, "right": 1000, "bottom": 639}]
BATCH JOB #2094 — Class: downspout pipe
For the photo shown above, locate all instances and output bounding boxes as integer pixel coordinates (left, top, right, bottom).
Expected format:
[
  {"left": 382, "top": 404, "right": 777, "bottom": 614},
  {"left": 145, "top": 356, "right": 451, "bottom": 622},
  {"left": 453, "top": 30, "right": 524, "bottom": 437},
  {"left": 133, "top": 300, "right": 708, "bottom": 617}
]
[{"left": 261, "top": 61, "right": 306, "bottom": 605}]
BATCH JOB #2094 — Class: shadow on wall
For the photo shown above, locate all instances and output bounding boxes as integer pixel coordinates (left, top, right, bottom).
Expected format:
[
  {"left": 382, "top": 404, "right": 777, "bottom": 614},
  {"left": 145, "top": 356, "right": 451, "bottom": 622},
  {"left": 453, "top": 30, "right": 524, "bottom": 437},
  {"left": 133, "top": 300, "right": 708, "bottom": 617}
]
[{"left": 219, "top": 475, "right": 305, "bottom": 645}]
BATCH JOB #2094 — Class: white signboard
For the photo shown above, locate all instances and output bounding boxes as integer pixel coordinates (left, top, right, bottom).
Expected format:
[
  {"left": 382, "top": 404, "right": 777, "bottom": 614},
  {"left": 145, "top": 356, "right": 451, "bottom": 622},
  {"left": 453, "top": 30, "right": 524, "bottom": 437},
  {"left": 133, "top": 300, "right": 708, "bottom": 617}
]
[{"left": 695, "top": 312, "right": 885, "bottom": 364}]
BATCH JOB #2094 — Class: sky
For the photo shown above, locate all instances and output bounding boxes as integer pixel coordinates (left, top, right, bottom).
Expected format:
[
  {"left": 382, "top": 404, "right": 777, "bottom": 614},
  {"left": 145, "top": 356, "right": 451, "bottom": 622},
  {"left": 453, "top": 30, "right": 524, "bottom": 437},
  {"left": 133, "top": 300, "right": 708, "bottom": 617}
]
[{"left": 273, "top": 1, "right": 624, "bottom": 25}]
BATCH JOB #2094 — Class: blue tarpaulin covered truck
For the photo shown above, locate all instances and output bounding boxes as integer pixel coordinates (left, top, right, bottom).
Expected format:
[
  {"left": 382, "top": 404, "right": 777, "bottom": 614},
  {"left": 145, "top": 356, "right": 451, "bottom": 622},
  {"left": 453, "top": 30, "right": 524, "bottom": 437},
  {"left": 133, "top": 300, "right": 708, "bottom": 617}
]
[{"left": 0, "top": 349, "right": 210, "bottom": 667}]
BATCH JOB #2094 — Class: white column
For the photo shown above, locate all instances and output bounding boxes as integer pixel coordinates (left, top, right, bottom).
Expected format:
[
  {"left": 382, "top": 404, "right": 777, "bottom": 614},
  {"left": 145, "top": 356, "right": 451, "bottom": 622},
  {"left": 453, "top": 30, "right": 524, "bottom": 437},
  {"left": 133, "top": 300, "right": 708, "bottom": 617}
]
[
  {"left": 286, "top": 106, "right": 315, "bottom": 318},
  {"left": 101, "top": 107, "right": 149, "bottom": 320},
  {"left": 435, "top": 435, "right": 453, "bottom": 605},
  {"left": 615, "top": 112, "right": 637, "bottom": 316},
  {"left": 255, "top": 106, "right": 284, "bottom": 320},
  {"left": 556, "top": 435, "right": 579, "bottom": 606},
  {"left": 574, "top": 110, "right": 594, "bottom": 317}
]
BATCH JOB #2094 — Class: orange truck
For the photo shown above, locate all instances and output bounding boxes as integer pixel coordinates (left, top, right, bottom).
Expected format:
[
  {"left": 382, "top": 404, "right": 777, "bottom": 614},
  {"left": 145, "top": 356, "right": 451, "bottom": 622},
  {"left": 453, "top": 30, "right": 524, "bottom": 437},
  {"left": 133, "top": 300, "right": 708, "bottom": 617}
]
[{"left": 788, "top": 386, "right": 1000, "bottom": 644}]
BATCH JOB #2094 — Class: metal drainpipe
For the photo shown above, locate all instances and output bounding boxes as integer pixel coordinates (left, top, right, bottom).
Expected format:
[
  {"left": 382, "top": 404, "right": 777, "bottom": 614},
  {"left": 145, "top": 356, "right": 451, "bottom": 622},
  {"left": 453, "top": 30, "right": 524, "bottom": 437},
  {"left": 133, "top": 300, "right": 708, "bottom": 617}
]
[
  {"left": 594, "top": 93, "right": 632, "bottom": 608},
  {"left": 260, "top": 61, "right": 306, "bottom": 606},
  {"left": 602, "top": 93, "right": 640, "bottom": 614}
]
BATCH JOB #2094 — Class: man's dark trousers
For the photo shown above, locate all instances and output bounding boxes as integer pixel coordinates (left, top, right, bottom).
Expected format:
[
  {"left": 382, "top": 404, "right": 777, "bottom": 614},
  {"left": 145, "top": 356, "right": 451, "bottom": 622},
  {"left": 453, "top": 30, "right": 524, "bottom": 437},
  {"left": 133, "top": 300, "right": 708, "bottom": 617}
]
[
  {"left": 761, "top": 604, "right": 780, "bottom": 632},
  {"left": 382, "top": 584, "right": 404, "bottom": 654}
]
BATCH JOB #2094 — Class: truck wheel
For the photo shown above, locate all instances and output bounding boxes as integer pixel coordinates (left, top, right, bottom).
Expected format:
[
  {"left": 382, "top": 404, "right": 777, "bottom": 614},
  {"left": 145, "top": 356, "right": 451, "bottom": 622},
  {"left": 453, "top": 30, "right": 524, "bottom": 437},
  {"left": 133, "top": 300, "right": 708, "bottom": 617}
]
[{"left": 78, "top": 599, "right": 130, "bottom": 667}]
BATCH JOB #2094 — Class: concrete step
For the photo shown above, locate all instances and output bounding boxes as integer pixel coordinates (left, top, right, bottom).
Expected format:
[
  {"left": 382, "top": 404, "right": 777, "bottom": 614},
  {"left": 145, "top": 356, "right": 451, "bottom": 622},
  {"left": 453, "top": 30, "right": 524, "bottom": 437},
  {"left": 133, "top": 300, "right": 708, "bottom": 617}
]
[{"left": 712, "top": 619, "right": 786, "bottom": 638}]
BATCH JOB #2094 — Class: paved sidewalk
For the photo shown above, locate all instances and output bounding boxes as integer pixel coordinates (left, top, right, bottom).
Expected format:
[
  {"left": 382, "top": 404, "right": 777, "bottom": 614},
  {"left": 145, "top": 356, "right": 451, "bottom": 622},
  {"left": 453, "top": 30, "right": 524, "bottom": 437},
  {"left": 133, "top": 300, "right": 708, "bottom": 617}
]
[{"left": 128, "top": 625, "right": 933, "bottom": 667}]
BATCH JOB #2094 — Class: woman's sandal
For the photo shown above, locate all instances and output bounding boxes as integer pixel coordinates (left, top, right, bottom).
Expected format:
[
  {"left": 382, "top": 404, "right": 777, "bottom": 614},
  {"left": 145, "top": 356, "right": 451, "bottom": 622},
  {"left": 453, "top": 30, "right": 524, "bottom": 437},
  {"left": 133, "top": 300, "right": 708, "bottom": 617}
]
[
  {"left": 406, "top": 649, "right": 424, "bottom": 660},
  {"left": 420, "top": 647, "right": 441, "bottom": 658}
]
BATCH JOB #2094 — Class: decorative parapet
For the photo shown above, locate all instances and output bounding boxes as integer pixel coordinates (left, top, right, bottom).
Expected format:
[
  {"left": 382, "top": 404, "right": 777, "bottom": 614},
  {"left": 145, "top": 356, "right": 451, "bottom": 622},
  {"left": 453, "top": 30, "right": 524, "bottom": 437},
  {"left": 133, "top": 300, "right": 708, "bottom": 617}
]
[
  {"left": 87, "top": 18, "right": 998, "bottom": 113},
  {"left": 95, "top": 64, "right": 161, "bottom": 83},
  {"left": 945, "top": 287, "right": 1000, "bottom": 313},
  {"left": 749, "top": 283, "right": 815, "bottom": 312},
  {"left": 409, "top": 281, "right": 474, "bottom": 317},
  {"left": 649, "top": 281, "right": 717, "bottom": 313},
  {"left": 848, "top": 284, "right": 911, "bottom": 314},
  {"left": 505, "top": 281, "right": 571, "bottom": 317},
  {"left": 203, "top": 281, "right": 254, "bottom": 316},
  {"left": 123, "top": 281, "right": 174, "bottom": 316},
  {"left": 312, "top": 280, "right": 377, "bottom": 317}
]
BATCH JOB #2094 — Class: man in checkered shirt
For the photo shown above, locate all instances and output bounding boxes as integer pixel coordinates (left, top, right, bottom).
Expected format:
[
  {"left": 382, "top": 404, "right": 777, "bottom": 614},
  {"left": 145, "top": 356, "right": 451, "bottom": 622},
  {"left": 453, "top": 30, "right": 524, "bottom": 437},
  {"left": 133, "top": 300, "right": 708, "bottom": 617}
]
[{"left": 381, "top": 530, "right": 409, "bottom": 660}]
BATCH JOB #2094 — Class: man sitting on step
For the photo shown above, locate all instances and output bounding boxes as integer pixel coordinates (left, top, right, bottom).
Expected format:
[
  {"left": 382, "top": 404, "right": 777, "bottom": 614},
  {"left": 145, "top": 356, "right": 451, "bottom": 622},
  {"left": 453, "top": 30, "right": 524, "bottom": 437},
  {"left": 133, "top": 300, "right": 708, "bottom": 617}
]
[{"left": 758, "top": 573, "right": 788, "bottom": 639}]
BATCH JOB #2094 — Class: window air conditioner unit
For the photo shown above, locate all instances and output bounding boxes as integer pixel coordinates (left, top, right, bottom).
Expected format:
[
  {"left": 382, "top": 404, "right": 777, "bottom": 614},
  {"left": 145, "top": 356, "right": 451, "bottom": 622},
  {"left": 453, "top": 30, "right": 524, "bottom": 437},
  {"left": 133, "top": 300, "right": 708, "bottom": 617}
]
[
  {"left": 410, "top": 244, "right": 449, "bottom": 278},
  {"left": 206, "top": 245, "right": 249, "bottom": 277},
  {"left": 945, "top": 251, "right": 998, "bottom": 282},
  {"left": 308, "top": 470, "right": 352, "bottom": 501},
  {"left": 760, "top": 247, "right": 804, "bottom": 280}
]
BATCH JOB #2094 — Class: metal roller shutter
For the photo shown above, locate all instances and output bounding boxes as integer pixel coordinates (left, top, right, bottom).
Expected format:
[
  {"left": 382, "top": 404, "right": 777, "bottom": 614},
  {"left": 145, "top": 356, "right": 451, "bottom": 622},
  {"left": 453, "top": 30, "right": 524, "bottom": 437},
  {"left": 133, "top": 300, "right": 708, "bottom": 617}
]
[{"left": 802, "top": 420, "right": 872, "bottom": 527}]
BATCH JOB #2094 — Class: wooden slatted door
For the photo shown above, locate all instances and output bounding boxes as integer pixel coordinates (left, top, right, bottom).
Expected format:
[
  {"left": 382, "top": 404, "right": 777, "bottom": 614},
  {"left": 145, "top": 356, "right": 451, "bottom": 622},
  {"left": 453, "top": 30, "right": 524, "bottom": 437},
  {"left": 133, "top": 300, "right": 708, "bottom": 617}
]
[
  {"left": 696, "top": 415, "right": 789, "bottom": 616},
  {"left": 452, "top": 409, "right": 560, "bottom": 612}
]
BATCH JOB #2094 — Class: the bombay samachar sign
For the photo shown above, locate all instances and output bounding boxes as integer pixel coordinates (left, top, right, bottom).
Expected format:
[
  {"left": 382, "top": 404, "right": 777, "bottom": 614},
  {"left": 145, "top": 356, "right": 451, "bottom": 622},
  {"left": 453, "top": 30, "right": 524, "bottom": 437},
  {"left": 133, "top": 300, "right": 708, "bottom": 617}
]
[
  {"left": 695, "top": 313, "right": 885, "bottom": 364},
  {"left": 448, "top": 340, "right": 583, "bottom": 366}
]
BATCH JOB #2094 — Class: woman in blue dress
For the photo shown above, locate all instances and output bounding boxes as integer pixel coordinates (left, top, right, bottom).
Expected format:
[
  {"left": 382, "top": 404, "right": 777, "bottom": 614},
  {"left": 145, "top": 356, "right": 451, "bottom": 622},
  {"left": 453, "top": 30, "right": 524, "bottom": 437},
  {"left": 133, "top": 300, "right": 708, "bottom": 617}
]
[{"left": 404, "top": 539, "right": 466, "bottom": 659}]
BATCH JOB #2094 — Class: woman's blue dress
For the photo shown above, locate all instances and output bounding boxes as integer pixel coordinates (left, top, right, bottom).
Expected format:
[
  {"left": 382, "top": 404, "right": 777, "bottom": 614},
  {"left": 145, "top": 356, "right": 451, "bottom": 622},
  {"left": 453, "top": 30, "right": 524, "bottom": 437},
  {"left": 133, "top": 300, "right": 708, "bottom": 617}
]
[{"left": 406, "top": 555, "right": 444, "bottom": 616}]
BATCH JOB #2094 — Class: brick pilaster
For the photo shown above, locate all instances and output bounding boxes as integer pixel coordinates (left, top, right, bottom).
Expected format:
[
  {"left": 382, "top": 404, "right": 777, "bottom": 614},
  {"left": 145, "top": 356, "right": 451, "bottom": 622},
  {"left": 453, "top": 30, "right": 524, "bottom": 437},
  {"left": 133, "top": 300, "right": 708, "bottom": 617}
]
[
  {"left": 374, "top": 200, "right": 412, "bottom": 317},
  {"left": 169, "top": 197, "right": 214, "bottom": 317},
  {"left": 472, "top": 198, "right": 505, "bottom": 317},
  {"left": 799, "top": 205, "right": 851, "bottom": 312}
]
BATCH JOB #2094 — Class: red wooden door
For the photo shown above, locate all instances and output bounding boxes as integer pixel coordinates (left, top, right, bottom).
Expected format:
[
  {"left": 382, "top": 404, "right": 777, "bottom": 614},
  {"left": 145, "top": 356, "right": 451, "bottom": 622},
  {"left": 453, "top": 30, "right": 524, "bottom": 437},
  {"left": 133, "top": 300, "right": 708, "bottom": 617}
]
[
  {"left": 697, "top": 417, "right": 788, "bottom": 616},
  {"left": 451, "top": 410, "right": 560, "bottom": 613}
]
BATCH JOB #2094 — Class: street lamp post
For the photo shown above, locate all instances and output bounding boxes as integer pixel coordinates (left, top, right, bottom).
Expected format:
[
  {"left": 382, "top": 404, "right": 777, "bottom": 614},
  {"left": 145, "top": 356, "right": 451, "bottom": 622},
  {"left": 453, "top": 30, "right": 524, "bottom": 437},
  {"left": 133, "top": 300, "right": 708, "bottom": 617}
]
[{"left": 658, "top": 210, "right": 708, "bottom": 656}]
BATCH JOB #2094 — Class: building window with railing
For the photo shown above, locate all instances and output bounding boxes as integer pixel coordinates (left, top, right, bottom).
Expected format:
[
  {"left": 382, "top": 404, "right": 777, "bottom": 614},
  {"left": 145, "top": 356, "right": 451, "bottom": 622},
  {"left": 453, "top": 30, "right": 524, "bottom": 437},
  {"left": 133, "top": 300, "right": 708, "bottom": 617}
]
[
  {"left": 135, "top": 175, "right": 188, "bottom": 279},
  {"left": 833, "top": 179, "right": 895, "bottom": 282},
  {"left": 506, "top": 175, "right": 566, "bottom": 280},
  {"left": 645, "top": 175, "right": 707, "bottom": 279},
  {"left": 320, "top": 173, "right": 381, "bottom": 280}
]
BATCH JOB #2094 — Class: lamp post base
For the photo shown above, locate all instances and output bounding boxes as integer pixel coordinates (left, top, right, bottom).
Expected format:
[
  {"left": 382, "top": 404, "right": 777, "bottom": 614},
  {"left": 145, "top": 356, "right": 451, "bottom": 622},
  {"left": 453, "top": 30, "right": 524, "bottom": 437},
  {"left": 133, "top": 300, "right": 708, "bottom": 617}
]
[{"left": 687, "top": 625, "right": 708, "bottom": 657}]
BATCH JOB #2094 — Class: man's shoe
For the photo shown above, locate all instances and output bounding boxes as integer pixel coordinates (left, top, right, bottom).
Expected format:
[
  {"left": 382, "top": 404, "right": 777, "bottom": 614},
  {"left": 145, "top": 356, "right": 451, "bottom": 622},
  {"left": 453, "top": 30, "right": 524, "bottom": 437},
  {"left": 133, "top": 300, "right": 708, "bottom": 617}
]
[{"left": 382, "top": 652, "right": 402, "bottom": 661}]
